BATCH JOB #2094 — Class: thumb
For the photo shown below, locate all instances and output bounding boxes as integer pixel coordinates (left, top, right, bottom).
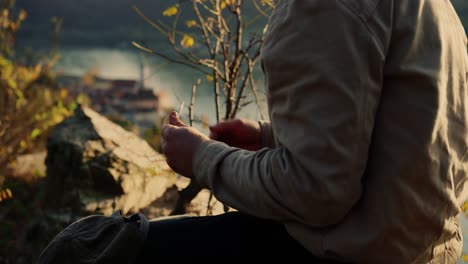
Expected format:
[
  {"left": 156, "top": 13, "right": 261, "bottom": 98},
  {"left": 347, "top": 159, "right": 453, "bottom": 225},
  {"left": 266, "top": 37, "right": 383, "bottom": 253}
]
[
  {"left": 209, "top": 130, "right": 219, "bottom": 140},
  {"left": 209, "top": 123, "right": 224, "bottom": 133},
  {"left": 169, "top": 111, "right": 188, "bottom": 127},
  {"left": 209, "top": 125, "right": 218, "bottom": 133},
  {"left": 208, "top": 125, "right": 219, "bottom": 140}
]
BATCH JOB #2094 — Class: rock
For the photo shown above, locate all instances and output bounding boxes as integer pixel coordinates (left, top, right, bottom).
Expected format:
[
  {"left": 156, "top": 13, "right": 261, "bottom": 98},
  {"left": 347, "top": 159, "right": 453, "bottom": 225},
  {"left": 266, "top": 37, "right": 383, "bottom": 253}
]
[
  {"left": 141, "top": 177, "right": 227, "bottom": 219},
  {"left": 8, "top": 151, "right": 47, "bottom": 180},
  {"left": 44, "top": 105, "right": 176, "bottom": 215}
]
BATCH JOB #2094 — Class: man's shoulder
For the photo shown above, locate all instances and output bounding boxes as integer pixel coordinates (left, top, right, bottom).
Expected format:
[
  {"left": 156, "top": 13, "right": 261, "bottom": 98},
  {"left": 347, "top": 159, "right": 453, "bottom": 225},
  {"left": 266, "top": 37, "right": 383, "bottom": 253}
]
[{"left": 337, "top": 0, "right": 382, "bottom": 21}]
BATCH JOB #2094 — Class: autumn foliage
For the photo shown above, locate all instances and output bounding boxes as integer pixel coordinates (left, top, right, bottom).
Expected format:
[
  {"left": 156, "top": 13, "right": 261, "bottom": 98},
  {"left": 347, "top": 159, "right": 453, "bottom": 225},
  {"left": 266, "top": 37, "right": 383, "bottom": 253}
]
[{"left": 0, "top": 0, "right": 79, "bottom": 188}]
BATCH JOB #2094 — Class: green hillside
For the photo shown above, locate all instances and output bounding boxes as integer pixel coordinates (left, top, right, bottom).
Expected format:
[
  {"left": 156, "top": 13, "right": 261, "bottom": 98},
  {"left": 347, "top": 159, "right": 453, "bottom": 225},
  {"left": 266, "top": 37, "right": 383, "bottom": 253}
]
[{"left": 16, "top": 0, "right": 267, "bottom": 48}]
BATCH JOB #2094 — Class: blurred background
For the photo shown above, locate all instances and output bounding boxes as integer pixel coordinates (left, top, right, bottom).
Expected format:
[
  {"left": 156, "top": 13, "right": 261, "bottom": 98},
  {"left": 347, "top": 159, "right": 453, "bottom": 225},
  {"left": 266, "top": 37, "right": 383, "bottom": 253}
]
[
  {"left": 15, "top": 0, "right": 271, "bottom": 125},
  {"left": 0, "top": 0, "right": 467, "bottom": 263}
]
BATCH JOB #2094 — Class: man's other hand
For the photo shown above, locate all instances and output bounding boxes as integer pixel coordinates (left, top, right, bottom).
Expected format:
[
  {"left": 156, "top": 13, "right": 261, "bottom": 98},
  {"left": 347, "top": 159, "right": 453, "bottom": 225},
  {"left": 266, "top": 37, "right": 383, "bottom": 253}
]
[
  {"left": 161, "top": 112, "right": 209, "bottom": 178},
  {"left": 209, "top": 119, "right": 262, "bottom": 151}
]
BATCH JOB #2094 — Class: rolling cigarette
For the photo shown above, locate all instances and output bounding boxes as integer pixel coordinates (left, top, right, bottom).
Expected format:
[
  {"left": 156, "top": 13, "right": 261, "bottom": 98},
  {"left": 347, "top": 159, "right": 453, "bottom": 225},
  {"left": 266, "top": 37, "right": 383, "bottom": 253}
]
[{"left": 178, "top": 102, "right": 185, "bottom": 116}]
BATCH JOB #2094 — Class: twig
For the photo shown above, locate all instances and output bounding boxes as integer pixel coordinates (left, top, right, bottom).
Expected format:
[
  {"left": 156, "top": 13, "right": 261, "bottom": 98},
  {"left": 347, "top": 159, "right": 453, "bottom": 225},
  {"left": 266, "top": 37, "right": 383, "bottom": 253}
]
[
  {"left": 249, "top": 63, "right": 266, "bottom": 120},
  {"left": 193, "top": 1, "right": 214, "bottom": 55},
  {"left": 178, "top": 102, "right": 185, "bottom": 117},
  {"left": 224, "top": 1, "right": 244, "bottom": 119},
  {"left": 245, "top": 6, "right": 273, "bottom": 27},
  {"left": 189, "top": 80, "right": 201, "bottom": 126},
  {"left": 232, "top": 58, "right": 251, "bottom": 117},
  {"left": 252, "top": 0, "right": 271, "bottom": 18},
  {"left": 132, "top": 6, "right": 166, "bottom": 36},
  {"left": 195, "top": 0, "right": 219, "bottom": 15},
  {"left": 132, "top": 41, "right": 211, "bottom": 75}
]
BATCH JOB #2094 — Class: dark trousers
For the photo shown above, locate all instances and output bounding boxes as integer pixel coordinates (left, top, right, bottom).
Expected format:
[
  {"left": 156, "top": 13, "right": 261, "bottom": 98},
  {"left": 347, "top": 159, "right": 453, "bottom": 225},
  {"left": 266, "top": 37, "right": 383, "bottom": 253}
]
[{"left": 136, "top": 212, "right": 341, "bottom": 262}]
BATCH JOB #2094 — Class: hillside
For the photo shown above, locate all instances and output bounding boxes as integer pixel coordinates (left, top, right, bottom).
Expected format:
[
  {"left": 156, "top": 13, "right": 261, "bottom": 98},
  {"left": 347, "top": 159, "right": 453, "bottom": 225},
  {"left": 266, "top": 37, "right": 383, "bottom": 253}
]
[
  {"left": 16, "top": 0, "right": 181, "bottom": 48},
  {"left": 15, "top": 0, "right": 267, "bottom": 49}
]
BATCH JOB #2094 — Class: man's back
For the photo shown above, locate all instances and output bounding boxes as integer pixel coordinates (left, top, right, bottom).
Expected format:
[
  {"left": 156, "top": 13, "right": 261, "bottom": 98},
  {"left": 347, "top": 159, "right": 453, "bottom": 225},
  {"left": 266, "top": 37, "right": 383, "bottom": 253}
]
[
  {"left": 176, "top": 0, "right": 468, "bottom": 262},
  {"left": 261, "top": 0, "right": 468, "bottom": 262},
  {"left": 317, "top": 0, "right": 467, "bottom": 262}
]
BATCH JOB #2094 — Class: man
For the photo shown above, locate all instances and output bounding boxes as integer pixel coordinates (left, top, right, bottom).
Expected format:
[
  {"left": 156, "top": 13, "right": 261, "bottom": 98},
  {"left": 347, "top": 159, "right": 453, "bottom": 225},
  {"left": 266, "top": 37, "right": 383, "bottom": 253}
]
[{"left": 155, "top": 0, "right": 468, "bottom": 263}]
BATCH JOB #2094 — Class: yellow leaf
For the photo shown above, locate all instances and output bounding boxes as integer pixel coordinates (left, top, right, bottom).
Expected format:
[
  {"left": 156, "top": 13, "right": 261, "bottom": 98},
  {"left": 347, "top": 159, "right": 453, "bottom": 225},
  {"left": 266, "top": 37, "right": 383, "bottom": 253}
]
[
  {"left": 181, "top": 35, "right": 195, "bottom": 48},
  {"left": 261, "top": 0, "right": 274, "bottom": 7},
  {"left": 9, "top": 22, "right": 18, "bottom": 31},
  {"left": 206, "top": 75, "right": 214, "bottom": 82},
  {"left": 462, "top": 255, "right": 468, "bottom": 262},
  {"left": 18, "top": 10, "right": 27, "bottom": 21},
  {"left": 5, "top": 188, "right": 12, "bottom": 199},
  {"left": 163, "top": 5, "right": 179, "bottom": 17},
  {"left": 222, "top": 0, "right": 235, "bottom": 9},
  {"left": 463, "top": 201, "right": 468, "bottom": 212},
  {"left": 60, "top": 88, "right": 68, "bottom": 99},
  {"left": 31, "top": 128, "right": 41, "bottom": 139},
  {"left": 19, "top": 140, "right": 27, "bottom": 150},
  {"left": 185, "top": 20, "right": 197, "bottom": 28}
]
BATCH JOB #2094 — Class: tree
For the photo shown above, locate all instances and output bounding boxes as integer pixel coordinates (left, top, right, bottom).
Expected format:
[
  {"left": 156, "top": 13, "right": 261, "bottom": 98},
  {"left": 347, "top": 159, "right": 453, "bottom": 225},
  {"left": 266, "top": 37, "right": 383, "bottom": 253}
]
[
  {"left": 133, "top": 0, "right": 273, "bottom": 214},
  {"left": 0, "top": 0, "right": 79, "bottom": 178}
]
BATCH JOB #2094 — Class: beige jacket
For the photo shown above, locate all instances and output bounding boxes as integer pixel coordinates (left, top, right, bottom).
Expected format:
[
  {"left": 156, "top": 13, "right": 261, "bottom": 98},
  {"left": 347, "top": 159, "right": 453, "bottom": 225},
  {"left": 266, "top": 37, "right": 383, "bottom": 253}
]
[{"left": 193, "top": 0, "right": 468, "bottom": 263}]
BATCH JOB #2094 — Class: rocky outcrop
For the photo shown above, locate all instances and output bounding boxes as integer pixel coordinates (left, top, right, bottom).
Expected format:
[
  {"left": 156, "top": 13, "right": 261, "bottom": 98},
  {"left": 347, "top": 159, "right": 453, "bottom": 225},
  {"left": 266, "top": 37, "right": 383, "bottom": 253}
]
[
  {"left": 2, "top": 105, "right": 227, "bottom": 263},
  {"left": 44, "top": 105, "right": 176, "bottom": 215}
]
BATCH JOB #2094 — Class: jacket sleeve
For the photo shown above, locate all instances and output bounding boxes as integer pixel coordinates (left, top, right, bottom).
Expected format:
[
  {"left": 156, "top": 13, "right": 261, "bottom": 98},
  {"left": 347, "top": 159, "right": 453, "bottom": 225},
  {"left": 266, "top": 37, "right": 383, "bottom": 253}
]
[
  {"left": 193, "top": 0, "right": 383, "bottom": 227},
  {"left": 259, "top": 120, "right": 275, "bottom": 148}
]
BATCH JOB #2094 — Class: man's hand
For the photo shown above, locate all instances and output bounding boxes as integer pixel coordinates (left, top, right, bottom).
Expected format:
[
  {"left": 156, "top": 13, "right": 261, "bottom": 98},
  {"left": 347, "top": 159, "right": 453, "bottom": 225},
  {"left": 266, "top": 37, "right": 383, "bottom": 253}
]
[
  {"left": 209, "top": 119, "right": 262, "bottom": 151},
  {"left": 161, "top": 112, "right": 209, "bottom": 178}
]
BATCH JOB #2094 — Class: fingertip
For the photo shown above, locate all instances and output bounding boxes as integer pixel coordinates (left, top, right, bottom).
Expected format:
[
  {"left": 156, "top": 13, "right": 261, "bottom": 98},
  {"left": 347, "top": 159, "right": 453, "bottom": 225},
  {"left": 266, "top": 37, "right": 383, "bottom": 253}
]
[
  {"left": 209, "top": 131, "right": 218, "bottom": 140},
  {"left": 169, "top": 111, "right": 177, "bottom": 122},
  {"left": 209, "top": 124, "right": 221, "bottom": 132}
]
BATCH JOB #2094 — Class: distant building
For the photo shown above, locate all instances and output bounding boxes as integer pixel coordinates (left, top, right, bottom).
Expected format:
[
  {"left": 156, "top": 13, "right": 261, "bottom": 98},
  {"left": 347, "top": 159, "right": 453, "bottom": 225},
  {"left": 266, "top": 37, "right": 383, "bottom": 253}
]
[{"left": 56, "top": 61, "right": 169, "bottom": 134}]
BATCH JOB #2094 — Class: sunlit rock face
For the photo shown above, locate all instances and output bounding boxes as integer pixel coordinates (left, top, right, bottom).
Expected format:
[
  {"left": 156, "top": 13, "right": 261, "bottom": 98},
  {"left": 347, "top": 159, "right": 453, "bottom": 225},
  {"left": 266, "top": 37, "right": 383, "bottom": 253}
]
[{"left": 45, "top": 106, "right": 176, "bottom": 216}]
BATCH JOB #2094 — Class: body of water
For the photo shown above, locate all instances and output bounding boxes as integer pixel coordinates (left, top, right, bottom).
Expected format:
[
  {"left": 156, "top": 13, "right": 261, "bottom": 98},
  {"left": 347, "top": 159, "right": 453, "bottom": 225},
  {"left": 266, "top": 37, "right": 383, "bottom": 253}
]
[{"left": 52, "top": 47, "right": 267, "bottom": 128}]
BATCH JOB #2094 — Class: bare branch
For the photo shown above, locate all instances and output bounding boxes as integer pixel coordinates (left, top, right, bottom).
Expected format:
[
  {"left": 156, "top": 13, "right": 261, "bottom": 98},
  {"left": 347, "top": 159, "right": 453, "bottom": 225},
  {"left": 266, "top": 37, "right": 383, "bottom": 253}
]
[
  {"left": 132, "top": 41, "right": 211, "bottom": 75},
  {"left": 197, "top": 59, "right": 226, "bottom": 80},
  {"left": 229, "top": 1, "right": 244, "bottom": 85},
  {"left": 245, "top": 7, "right": 272, "bottom": 27},
  {"left": 210, "top": 0, "right": 223, "bottom": 123},
  {"left": 252, "top": 0, "right": 271, "bottom": 18},
  {"left": 215, "top": 0, "right": 231, "bottom": 84},
  {"left": 249, "top": 62, "right": 266, "bottom": 120},
  {"left": 196, "top": 0, "right": 219, "bottom": 15},
  {"left": 213, "top": 67, "right": 222, "bottom": 123},
  {"left": 221, "top": 14, "right": 231, "bottom": 36},
  {"left": 172, "top": 8, "right": 182, "bottom": 41},
  {"left": 132, "top": 6, "right": 166, "bottom": 36},
  {"left": 232, "top": 60, "right": 250, "bottom": 117},
  {"left": 224, "top": 0, "right": 245, "bottom": 119},
  {"left": 193, "top": 1, "right": 214, "bottom": 54},
  {"left": 245, "top": 36, "right": 263, "bottom": 56},
  {"left": 189, "top": 79, "right": 200, "bottom": 126}
]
